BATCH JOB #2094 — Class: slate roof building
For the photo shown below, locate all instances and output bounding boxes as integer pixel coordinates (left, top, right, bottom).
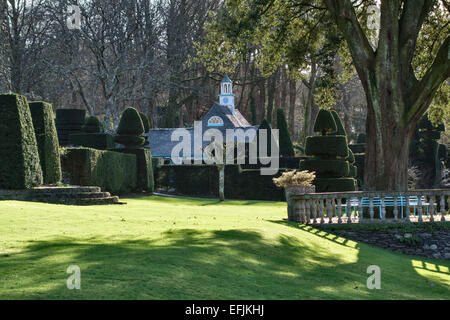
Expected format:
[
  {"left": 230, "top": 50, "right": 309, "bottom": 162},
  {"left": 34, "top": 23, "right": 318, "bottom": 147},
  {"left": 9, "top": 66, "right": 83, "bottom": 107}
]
[{"left": 147, "top": 75, "right": 257, "bottom": 162}]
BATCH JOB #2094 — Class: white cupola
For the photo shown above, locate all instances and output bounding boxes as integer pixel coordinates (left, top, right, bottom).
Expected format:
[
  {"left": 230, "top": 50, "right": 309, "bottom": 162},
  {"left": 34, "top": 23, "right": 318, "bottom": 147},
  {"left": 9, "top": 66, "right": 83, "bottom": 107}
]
[{"left": 219, "top": 74, "right": 235, "bottom": 114}]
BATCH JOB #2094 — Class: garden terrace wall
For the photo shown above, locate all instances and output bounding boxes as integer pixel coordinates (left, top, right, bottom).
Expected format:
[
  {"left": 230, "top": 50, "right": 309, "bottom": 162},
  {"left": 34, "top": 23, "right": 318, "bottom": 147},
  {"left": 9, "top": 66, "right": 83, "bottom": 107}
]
[
  {"left": 288, "top": 190, "right": 450, "bottom": 224},
  {"left": 61, "top": 148, "right": 137, "bottom": 194}
]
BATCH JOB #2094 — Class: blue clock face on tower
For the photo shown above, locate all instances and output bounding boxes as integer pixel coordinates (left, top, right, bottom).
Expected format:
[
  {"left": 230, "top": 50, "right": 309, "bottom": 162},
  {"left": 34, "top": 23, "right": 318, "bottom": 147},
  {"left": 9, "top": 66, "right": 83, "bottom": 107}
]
[{"left": 223, "top": 97, "right": 229, "bottom": 103}]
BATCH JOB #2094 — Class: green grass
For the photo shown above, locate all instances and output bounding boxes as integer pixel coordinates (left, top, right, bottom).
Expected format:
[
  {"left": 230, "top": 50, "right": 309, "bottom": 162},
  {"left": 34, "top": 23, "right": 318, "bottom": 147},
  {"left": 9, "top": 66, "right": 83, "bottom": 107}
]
[{"left": 0, "top": 195, "right": 448, "bottom": 299}]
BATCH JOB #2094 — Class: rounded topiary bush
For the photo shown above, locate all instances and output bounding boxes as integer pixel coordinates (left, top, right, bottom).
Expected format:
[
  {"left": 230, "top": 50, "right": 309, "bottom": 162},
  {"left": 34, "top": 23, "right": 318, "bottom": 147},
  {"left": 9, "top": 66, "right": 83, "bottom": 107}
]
[
  {"left": 115, "top": 107, "right": 145, "bottom": 148},
  {"left": 117, "top": 107, "right": 145, "bottom": 136},
  {"left": 82, "top": 116, "right": 103, "bottom": 133}
]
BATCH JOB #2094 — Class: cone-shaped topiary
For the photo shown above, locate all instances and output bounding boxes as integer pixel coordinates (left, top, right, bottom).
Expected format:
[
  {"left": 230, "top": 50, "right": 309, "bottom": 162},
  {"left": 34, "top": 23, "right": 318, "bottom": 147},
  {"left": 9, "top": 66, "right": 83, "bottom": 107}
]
[
  {"left": 82, "top": 116, "right": 102, "bottom": 133},
  {"left": 115, "top": 107, "right": 145, "bottom": 148},
  {"left": 276, "top": 108, "right": 295, "bottom": 157},
  {"left": 256, "top": 119, "right": 273, "bottom": 157},
  {"left": 329, "top": 110, "right": 346, "bottom": 136},
  {"left": 313, "top": 109, "right": 337, "bottom": 136},
  {"left": 300, "top": 110, "right": 356, "bottom": 192},
  {"left": 139, "top": 112, "right": 151, "bottom": 133}
]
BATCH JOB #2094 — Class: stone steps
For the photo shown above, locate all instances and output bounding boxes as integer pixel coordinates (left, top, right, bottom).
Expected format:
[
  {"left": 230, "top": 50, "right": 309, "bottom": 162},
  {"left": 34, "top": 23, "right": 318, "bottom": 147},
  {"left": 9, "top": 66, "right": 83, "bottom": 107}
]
[
  {"left": 32, "top": 186, "right": 102, "bottom": 194},
  {"left": 0, "top": 186, "right": 125, "bottom": 206},
  {"left": 32, "top": 192, "right": 111, "bottom": 199}
]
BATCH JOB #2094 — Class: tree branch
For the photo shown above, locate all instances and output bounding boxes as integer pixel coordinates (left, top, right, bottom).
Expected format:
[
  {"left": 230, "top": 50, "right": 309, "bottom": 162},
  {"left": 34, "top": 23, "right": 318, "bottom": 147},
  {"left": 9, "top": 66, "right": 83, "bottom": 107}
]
[
  {"left": 407, "top": 35, "right": 450, "bottom": 123},
  {"left": 399, "top": 0, "right": 434, "bottom": 66},
  {"left": 324, "top": 0, "right": 375, "bottom": 77}
]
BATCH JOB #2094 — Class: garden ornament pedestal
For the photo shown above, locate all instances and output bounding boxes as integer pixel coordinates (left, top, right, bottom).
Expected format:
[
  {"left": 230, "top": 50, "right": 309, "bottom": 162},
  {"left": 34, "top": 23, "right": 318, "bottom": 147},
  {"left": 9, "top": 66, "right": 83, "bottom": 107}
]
[{"left": 285, "top": 185, "right": 315, "bottom": 221}]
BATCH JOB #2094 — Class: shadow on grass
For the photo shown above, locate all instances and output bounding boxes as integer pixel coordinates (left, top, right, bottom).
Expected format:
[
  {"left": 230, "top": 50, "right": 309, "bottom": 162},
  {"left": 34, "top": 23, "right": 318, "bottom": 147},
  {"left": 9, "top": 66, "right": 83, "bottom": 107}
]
[
  {"left": 1, "top": 227, "right": 448, "bottom": 299},
  {"left": 270, "top": 219, "right": 450, "bottom": 277},
  {"left": 271, "top": 220, "right": 359, "bottom": 249}
]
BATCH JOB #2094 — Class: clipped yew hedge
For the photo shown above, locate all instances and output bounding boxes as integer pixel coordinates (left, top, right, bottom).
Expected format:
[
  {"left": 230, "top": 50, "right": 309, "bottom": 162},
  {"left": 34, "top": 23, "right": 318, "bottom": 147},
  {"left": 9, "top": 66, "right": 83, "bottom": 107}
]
[
  {"left": 29, "top": 101, "right": 62, "bottom": 184},
  {"left": 0, "top": 94, "right": 43, "bottom": 189},
  {"left": 115, "top": 148, "right": 154, "bottom": 192},
  {"left": 155, "top": 164, "right": 285, "bottom": 201},
  {"left": 61, "top": 147, "right": 137, "bottom": 194},
  {"left": 69, "top": 133, "right": 115, "bottom": 150}
]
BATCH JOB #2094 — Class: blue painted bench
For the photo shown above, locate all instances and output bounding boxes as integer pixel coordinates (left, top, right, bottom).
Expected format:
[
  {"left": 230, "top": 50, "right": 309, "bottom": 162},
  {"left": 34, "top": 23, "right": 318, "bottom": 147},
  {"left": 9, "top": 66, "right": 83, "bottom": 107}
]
[{"left": 345, "top": 196, "right": 432, "bottom": 218}]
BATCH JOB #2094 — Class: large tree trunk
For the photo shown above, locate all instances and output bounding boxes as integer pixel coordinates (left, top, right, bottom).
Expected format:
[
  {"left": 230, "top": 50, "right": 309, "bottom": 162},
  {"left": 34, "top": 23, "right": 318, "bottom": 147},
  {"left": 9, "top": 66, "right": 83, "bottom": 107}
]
[{"left": 326, "top": 0, "right": 450, "bottom": 191}]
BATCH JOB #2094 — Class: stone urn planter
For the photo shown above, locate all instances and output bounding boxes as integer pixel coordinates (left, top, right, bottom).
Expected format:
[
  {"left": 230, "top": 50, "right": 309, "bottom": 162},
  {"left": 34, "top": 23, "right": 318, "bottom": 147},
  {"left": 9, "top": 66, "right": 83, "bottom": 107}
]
[{"left": 285, "top": 185, "right": 315, "bottom": 221}]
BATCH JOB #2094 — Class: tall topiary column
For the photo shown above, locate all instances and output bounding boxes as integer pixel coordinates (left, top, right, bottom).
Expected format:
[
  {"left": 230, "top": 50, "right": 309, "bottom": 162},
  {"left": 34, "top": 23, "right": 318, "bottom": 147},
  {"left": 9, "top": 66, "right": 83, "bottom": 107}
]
[
  {"left": 299, "top": 109, "right": 356, "bottom": 192},
  {"left": 29, "top": 101, "right": 62, "bottom": 184},
  {"left": 114, "top": 107, "right": 154, "bottom": 192},
  {"left": 276, "top": 108, "right": 295, "bottom": 157},
  {"left": 330, "top": 110, "right": 359, "bottom": 185},
  {"left": 0, "top": 94, "right": 43, "bottom": 189}
]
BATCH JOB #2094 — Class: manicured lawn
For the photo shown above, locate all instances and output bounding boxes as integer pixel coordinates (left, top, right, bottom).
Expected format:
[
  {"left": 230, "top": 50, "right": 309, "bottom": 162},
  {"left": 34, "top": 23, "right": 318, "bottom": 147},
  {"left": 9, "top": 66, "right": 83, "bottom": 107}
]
[{"left": 0, "top": 195, "right": 448, "bottom": 299}]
